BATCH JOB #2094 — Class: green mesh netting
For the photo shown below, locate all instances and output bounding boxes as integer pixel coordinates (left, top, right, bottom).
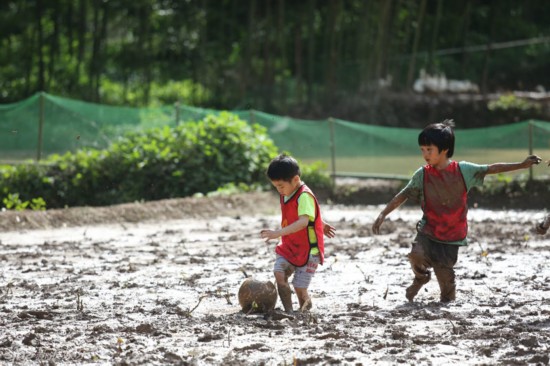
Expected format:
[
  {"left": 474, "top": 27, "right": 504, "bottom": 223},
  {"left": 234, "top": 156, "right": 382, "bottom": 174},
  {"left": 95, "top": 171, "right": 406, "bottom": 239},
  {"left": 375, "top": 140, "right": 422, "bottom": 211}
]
[{"left": 1, "top": 92, "right": 550, "bottom": 178}]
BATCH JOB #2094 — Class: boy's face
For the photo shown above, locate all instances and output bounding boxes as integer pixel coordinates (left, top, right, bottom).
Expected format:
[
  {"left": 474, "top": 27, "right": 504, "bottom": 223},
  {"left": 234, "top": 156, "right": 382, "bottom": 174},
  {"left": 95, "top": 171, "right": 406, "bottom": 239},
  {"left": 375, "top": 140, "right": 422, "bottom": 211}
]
[
  {"left": 271, "top": 175, "right": 301, "bottom": 197},
  {"left": 420, "top": 144, "right": 449, "bottom": 167}
]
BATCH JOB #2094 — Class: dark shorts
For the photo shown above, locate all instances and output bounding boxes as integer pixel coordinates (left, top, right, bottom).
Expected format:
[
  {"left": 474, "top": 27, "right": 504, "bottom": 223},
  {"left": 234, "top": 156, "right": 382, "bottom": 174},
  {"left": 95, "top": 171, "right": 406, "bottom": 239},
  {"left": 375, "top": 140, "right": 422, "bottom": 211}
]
[{"left": 410, "top": 233, "right": 459, "bottom": 269}]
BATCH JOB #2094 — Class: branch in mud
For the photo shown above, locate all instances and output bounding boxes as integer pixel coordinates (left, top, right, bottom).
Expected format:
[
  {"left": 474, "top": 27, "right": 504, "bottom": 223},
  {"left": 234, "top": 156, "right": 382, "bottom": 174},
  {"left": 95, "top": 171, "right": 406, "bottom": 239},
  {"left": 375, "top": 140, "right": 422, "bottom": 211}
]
[
  {"left": 355, "top": 264, "right": 371, "bottom": 284},
  {"left": 222, "top": 327, "right": 232, "bottom": 348},
  {"left": 446, "top": 319, "right": 460, "bottom": 335},
  {"left": 179, "top": 295, "right": 207, "bottom": 317},
  {"left": 76, "top": 289, "right": 84, "bottom": 312},
  {"left": 477, "top": 242, "right": 492, "bottom": 266},
  {"left": 328, "top": 257, "right": 338, "bottom": 271},
  {"left": 239, "top": 266, "right": 249, "bottom": 278}
]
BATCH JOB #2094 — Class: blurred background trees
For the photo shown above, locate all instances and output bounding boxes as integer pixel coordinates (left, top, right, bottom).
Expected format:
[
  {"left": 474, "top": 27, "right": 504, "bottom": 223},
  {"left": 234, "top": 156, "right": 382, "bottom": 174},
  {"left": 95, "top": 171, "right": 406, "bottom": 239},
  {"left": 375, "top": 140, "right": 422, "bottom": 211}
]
[{"left": 1, "top": 0, "right": 549, "bottom": 125}]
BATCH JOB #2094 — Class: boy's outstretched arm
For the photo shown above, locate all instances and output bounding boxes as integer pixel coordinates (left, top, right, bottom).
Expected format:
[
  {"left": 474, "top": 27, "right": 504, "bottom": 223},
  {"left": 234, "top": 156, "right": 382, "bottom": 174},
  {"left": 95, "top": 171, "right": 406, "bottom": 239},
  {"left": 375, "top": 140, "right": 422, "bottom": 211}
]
[
  {"left": 260, "top": 215, "right": 309, "bottom": 242},
  {"left": 486, "top": 155, "right": 541, "bottom": 175},
  {"left": 323, "top": 221, "right": 336, "bottom": 238},
  {"left": 372, "top": 192, "right": 408, "bottom": 235}
]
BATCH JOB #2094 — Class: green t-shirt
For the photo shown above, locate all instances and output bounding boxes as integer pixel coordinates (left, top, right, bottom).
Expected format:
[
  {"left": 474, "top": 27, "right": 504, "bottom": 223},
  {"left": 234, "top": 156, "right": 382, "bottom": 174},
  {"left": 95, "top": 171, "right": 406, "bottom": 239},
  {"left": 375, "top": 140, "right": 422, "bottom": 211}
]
[{"left": 400, "top": 161, "right": 488, "bottom": 245}]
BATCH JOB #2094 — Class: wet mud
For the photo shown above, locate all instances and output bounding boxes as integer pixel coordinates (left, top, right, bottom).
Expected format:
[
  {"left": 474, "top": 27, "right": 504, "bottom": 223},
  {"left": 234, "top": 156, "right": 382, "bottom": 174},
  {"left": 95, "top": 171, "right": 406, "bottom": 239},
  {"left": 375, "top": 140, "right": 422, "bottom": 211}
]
[{"left": 0, "top": 194, "right": 549, "bottom": 365}]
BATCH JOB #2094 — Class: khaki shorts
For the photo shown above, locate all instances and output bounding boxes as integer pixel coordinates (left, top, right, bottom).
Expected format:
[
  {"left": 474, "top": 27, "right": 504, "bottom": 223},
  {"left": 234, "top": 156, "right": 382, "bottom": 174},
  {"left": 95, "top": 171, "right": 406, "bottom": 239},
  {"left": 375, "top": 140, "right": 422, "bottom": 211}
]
[{"left": 274, "top": 254, "right": 320, "bottom": 289}]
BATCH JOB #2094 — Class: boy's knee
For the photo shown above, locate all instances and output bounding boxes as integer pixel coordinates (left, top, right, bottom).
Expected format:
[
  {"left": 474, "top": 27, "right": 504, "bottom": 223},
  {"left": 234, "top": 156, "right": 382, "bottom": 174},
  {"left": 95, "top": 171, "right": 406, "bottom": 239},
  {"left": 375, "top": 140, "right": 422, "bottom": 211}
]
[
  {"left": 408, "top": 252, "right": 427, "bottom": 268},
  {"left": 274, "top": 271, "right": 287, "bottom": 285}
]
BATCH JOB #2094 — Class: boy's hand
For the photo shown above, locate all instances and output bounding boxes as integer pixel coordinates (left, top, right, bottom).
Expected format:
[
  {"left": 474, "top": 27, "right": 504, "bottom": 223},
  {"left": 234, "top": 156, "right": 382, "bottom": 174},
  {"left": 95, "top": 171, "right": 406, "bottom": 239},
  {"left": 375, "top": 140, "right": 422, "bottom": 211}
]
[
  {"left": 323, "top": 222, "right": 336, "bottom": 238},
  {"left": 372, "top": 214, "right": 385, "bottom": 235},
  {"left": 260, "top": 229, "right": 280, "bottom": 243},
  {"left": 523, "top": 155, "right": 542, "bottom": 167}
]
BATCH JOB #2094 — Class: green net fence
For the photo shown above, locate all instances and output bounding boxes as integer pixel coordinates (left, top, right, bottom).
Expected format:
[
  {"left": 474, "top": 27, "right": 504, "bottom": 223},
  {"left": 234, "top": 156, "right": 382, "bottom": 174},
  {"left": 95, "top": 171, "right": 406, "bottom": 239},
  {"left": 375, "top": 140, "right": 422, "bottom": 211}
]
[{"left": 2, "top": 92, "right": 550, "bottom": 179}]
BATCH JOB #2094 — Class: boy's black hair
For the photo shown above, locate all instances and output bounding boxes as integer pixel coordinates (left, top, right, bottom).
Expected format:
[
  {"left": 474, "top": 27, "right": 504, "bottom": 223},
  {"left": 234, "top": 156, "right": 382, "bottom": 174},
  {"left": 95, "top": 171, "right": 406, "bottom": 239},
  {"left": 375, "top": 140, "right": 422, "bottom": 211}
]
[
  {"left": 418, "top": 119, "right": 455, "bottom": 158},
  {"left": 266, "top": 154, "right": 301, "bottom": 181}
]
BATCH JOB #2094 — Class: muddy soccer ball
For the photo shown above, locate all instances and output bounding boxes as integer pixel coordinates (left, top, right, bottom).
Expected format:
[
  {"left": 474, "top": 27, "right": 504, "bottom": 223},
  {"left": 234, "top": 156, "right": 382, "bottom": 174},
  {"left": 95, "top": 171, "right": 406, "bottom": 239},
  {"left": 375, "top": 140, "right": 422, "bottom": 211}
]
[{"left": 238, "top": 278, "right": 277, "bottom": 313}]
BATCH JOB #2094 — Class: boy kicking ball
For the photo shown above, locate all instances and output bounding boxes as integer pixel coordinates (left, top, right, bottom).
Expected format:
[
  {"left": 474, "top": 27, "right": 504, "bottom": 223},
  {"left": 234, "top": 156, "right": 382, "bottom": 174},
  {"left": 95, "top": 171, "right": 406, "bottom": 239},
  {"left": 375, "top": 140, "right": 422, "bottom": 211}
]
[{"left": 372, "top": 120, "right": 541, "bottom": 303}]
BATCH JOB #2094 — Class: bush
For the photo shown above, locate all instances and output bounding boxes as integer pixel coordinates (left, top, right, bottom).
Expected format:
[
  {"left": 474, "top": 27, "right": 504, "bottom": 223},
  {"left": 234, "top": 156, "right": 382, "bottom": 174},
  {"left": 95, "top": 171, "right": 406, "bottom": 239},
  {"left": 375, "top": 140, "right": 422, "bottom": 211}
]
[{"left": 0, "top": 113, "right": 278, "bottom": 208}]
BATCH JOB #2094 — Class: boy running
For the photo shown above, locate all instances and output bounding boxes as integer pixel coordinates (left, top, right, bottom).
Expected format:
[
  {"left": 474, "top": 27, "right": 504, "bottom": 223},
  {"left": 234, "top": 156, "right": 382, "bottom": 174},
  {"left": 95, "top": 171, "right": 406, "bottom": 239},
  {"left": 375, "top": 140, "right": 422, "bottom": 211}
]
[{"left": 372, "top": 120, "right": 541, "bottom": 303}]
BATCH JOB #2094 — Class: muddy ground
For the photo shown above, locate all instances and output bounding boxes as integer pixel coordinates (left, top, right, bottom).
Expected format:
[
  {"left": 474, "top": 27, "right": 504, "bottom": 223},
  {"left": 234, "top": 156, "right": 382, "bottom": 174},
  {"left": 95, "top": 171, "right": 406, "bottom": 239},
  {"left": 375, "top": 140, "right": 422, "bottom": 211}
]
[{"left": 0, "top": 190, "right": 549, "bottom": 365}]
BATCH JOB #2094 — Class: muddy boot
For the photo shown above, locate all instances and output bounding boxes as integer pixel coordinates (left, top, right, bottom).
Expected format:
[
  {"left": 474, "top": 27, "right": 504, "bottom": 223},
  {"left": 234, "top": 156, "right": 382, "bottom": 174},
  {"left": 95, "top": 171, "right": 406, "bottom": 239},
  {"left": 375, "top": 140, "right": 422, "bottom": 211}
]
[
  {"left": 277, "top": 283, "right": 293, "bottom": 313},
  {"left": 405, "top": 272, "right": 431, "bottom": 302}
]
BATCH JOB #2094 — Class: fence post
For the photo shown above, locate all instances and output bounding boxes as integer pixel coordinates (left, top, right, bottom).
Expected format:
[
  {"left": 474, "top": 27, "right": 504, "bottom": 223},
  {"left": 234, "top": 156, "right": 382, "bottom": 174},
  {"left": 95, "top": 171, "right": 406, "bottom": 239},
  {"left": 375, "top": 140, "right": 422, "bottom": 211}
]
[
  {"left": 329, "top": 117, "right": 336, "bottom": 186},
  {"left": 36, "top": 92, "right": 45, "bottom": 162},
  {"left": 528, "top": 120, "right": 534, "bottom": 181},
  {"left": 175, "top": 101, "right": 180, "bottom": 126}
]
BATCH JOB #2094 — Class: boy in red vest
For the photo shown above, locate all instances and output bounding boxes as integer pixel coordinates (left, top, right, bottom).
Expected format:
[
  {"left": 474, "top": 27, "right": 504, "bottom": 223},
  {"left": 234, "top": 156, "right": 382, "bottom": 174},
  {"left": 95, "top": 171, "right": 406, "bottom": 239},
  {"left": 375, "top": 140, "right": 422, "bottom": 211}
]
[
  {"left": 372, "top": 120, "right": 541, "bottom": 303},
  {"left": 260, "top": 154, "right": 336, "bottom": 312}
]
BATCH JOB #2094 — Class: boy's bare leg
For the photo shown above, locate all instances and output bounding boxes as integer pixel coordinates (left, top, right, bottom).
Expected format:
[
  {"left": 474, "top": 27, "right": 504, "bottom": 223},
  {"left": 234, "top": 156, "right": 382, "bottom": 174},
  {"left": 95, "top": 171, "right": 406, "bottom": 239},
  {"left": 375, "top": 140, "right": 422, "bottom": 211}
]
[
  {"left": 406, "top": 263, "right": 431, "bottom": 302},
  {"left": 406, "top": 242, "right": 432, "bottom": 302},
  {"left": 295, "top": 288, "right": 312, "bottom": 311},
  {"left": 434, "top": 265, "right": 456, "bottom": 302},
  {"left": 274, "top": 271, "right": 293, "bottom": 312},
  {"left": 406, "top": 236, "right": 433, "bottom": 302}
]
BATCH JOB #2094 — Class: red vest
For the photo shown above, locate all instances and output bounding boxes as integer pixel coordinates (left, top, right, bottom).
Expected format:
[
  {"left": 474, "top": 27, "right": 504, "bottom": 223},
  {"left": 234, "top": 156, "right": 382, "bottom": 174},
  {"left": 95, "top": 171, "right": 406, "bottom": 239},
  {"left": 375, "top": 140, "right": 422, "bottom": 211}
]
[
  {"left": 421, "top": 161, "right": 468, "bottom": 242},
  {"left": 275, "top": 184, "right": 325, "bottom": 267}
]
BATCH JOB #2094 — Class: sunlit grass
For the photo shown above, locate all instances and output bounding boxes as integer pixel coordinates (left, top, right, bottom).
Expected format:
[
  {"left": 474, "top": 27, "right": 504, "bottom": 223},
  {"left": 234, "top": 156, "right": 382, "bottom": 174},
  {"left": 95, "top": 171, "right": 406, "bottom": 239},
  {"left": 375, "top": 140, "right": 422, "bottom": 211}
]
[{"left": 302, "top": 148, "right": 550, "bottom": 179}]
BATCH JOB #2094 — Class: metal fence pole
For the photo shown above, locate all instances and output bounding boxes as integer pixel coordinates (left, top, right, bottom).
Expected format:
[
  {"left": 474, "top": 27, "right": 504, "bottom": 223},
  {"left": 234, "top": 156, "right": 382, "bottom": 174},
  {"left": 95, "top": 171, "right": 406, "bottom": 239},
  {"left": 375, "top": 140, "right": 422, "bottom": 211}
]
[
  {"left": 36, "top": 92, "right": 45, "bottom": 162},
  {"left": 175, "top": 101, "right": 180, "bottom": 126},
  {"left": 329, "top": 117, "right": 336, "bottom": 185},
  {"left": 528, "top": 120, "right": 534, "bottom": 180}
]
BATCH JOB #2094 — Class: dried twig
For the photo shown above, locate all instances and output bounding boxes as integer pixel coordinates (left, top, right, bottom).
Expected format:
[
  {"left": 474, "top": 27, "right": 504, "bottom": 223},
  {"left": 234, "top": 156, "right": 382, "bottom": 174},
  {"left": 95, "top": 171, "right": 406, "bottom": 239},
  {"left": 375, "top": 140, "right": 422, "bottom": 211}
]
[
  {"left": 223, "top": 327, "right": 232, "bottom": 347},
  {"left": 477, "top": 242, "right": 492, "bottom": 266},
  {"left": 355, "top": 264, "right": 370, "bottom": 284},
  {"left": 446, "top": 318, "right": 458, "bottom": 334},
  {"left": 76, "top": 289, "right": 84, "bottom": 312},
  {"left": 184, "top": 295, "right": 207, "bottom": 317}
]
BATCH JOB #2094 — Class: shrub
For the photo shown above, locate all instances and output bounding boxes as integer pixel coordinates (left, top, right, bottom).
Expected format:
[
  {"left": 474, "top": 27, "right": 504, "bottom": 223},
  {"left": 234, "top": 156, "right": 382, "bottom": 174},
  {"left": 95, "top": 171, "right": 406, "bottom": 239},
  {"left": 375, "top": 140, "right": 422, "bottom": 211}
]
[
  {"left": 300, "top": 160, "right": 334, "bottom": 192},
  {"left": 0, "top": 113, "right": 278, "bottom": 208},
  {"left": 488, "top": 94, "right": 540, "bottom": 113}
]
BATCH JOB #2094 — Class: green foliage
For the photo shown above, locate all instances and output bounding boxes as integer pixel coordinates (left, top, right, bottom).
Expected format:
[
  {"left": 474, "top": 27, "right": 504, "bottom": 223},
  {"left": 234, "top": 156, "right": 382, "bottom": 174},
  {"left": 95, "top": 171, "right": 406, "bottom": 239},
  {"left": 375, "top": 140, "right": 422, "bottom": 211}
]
[
  {"left": 2, "top": 1, "right": 549, "bottom": 112},
  {"left": 0, "top": 113, "right": 278, "bottom": 208},
  {"left": 100, "top": 79, "right": 212, "bottom": 107},
  {"left": 300, "top": 161, "right": 334, "bottom": 192},
  {"left": 488, "top": 94, "right": 541, "bottom": 113},
  {"left": 206, "top": 182, "right": 263, "bottom": 197},
  {"left": 149, "top": 81, "right": 212, "bottom": 106},
  {"left": 2, "top": 193, "right": 46, "bottom": 211},
  {"left": 2, "top": 193, "right": 28, "bottom": 211}
]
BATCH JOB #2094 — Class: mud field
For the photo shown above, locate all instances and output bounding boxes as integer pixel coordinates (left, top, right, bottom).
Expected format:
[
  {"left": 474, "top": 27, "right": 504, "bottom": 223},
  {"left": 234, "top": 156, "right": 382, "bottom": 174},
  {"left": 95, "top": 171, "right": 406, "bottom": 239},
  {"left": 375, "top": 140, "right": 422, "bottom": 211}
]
[{"left": 0, "top": 191, "right": 549, "bottom": 365}]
